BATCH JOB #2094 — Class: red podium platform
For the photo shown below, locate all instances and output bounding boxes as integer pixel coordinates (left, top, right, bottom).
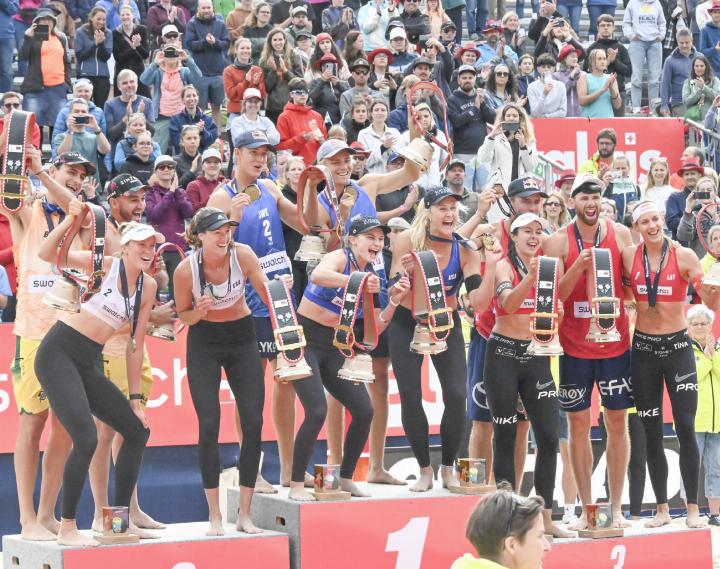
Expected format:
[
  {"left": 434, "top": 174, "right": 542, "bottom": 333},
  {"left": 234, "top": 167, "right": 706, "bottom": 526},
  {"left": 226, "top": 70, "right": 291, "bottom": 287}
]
[
  {"left": 2, "top": 522, "right": 290, "bottom": 569},
  {"left": 227, "top": 485, "right": 713, "bottom": 569}
]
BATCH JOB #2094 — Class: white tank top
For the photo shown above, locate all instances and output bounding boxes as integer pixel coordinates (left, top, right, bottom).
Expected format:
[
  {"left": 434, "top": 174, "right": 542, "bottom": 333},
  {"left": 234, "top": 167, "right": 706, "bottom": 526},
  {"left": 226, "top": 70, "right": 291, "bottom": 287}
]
[
  {"left": 189, "top": 247, "right": 246, "bottom": 311},
  {"left": 83, "top": 258, "right": 142, "bottom": 330}
]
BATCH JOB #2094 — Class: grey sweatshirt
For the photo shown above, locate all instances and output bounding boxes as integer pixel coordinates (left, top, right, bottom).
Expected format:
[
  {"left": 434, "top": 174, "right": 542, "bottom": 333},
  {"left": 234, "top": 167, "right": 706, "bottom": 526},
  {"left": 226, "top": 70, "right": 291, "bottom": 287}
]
[{"left": 623, "top": 0, "right": 666, "bottom": 42}]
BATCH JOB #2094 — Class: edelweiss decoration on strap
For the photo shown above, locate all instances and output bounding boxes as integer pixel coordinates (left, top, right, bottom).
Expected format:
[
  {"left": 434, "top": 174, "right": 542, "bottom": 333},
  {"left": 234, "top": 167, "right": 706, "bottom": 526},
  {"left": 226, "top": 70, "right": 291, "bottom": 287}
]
[
  {"left": 43, "top": 202, "right": 107, "bottom": 313},
  {"left": 586, "top": 248, "right": 621, "bottom": 342},
  {"left": 410, "top": 250, "right": 453, "bottom": 341},
  {"left": 405, "top": 81, "right": 453, "bottom": 170},
  {"left": 147, "top": 243, "right": 186, "bottom": 341},
  {"left": 266, "top": 278, "right": 312, "bottom": 382},
  {"left": 333, "top": 271, "right": 378, "bottom": 384},
  {"left": 0, "top": 110, "right": 36, "bottom": 212},
  {"left": 529, "top": 256, "right": 563, "bottom": 356}
]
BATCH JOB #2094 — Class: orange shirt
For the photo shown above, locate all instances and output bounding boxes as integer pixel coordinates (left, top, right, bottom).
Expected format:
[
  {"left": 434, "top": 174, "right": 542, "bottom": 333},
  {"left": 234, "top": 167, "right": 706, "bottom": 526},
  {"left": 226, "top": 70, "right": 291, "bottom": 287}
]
[{"left": 40, "top": 36, "right": 65, "bottom": 87}]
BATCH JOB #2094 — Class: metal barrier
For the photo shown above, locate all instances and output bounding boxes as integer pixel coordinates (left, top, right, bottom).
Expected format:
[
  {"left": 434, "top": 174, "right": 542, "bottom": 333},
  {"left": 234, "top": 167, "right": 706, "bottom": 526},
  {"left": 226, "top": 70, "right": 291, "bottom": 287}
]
[
  {"left": 685, "top": 118, "right": 720, "bottom": 172},
  {"left": 536, "top": 152, "right": 567, "bottom": 191}
]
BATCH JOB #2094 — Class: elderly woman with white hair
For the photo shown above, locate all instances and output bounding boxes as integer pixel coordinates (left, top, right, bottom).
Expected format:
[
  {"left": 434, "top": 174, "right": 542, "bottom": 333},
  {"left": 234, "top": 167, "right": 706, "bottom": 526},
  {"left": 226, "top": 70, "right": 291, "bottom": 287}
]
[{"left": 687, "top": 304, "right": 720, "bottom": 526}]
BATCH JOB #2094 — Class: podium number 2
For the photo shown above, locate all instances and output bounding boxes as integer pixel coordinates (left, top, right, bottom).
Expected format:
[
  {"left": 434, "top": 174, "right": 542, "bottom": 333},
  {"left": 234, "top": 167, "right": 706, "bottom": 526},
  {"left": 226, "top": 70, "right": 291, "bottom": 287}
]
[
  {"left": 611, "top": 544, "right": 626, "bottom": 569},
  {"left": 385, "top": 517, "right": 430, "bottom": 569}
]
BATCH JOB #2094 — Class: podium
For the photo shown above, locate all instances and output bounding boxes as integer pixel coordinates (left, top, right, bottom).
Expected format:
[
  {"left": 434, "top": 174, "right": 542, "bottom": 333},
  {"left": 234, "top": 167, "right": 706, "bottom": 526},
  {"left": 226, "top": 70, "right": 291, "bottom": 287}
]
[{"left": 2, "top": 522, "right": 290, "bottom": 569}]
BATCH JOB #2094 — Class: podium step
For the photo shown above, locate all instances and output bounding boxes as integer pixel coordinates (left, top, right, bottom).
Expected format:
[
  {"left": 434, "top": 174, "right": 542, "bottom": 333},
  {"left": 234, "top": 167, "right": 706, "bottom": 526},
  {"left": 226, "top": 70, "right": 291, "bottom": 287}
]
[{"left": 2, "top": 522, "right": 289, "bottom": 569}]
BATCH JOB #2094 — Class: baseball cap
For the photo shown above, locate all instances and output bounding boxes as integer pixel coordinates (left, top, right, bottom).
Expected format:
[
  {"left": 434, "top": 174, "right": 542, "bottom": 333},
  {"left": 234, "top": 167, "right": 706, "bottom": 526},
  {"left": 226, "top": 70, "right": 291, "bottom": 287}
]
[
  {"left": 388, "top": 217, "right": 411, "bottom": 230},
  {"left": 570, "top": 173, "right": 605, "bottom": 197},
  {"left": 317, "top": 139, "right": 356, "bottom": 161},
  {"left": 457, "top": 64, "right": 477, "bottom": 75},
  {"left": 387, "top": 151, "right": 404, "bottom": 163},
  {"left": 424, "top": 186, "right": 462, "bottom": 207},
  {"left": 233, "top": 129, "right": 275, "bottom": 150},
  {"left": 441, "top": 21, "right": 457, "bottom": 31},
  {"left": 154, "top": 154, "right": 176, "bottom": 170},
  {"left": 446, "top": 158, "right": 466, "bottom": 171},
  {"left": 348, "top": 215, "right": 389, "bottom": 236},
  {"left": 295, "top": 30, "right": 313, "bottom": 40},
  {"left": 162, "top": 24, "right": 179, "bottom": 36},
  {"left": 349, "top": 141, "right": 370, "bottom": 157},
  {"left": 194, "top": 209, "right": 238, "bottom": 233},
  {"left": 243, "top": 88, "right": 262, "bottom": 101},
  {"left": 510, "top": 212, "right": 548, "bottom": 232},
  {"left": 107, "top": 174, "right": 149, "bottom": 199},
  {"left": 201, "top": 148, "right": 222, "bottom": 163},
  {"left": 53, "top": 151, "right": 96, "bottom": 175},
  {"left": 349, "top": 58, "right": 371, "bottom": 71},
  {"left": 507, "top": 176, "right": 548, "bottom": 199},
  {"left": 291, "top": 5, "right": 308, "bottom": 15},
  {"left": 389, "top": 27, "right": 407, "bottom": 40},
  {"left": 120, "top": 223, "right": 165, "bottom": 245}
]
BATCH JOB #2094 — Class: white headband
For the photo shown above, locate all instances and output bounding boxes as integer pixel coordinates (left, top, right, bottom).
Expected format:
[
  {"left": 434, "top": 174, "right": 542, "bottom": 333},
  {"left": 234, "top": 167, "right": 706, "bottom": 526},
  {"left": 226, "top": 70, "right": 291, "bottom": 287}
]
[{"left": 631, "top": 201, "right": 661, "bottom": 224}]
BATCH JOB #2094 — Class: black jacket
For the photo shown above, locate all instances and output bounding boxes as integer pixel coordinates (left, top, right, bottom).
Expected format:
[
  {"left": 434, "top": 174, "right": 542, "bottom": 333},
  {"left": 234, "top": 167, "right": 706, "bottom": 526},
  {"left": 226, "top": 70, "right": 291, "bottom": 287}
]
[
  {"left": 119, "top": 154, "right": 154, "bottom": 184},
  {"left": 388, "top": 11, "right": 430, "bottom": 45},
  {"left": 447, "top": 88, "right": 496, "bottom": 155},
  {"left": 309, "top": 78, "right": 349, "bottom": 125},
  {"left": 585, "top": 38, "right": 632, "bottom": 93},
  {"left": 19, "top": 32, "right": 71, "bottom": 94}
]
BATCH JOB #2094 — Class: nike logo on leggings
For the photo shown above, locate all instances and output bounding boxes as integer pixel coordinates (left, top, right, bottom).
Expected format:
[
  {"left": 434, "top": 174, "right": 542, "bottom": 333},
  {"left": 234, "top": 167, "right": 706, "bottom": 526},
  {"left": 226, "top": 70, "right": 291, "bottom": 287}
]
[
  {"left": 536, "top": 379, "right": 554, "bottom": 390},
  {"left": 674, "top": 371, "right": 696, "bottom": 383}
]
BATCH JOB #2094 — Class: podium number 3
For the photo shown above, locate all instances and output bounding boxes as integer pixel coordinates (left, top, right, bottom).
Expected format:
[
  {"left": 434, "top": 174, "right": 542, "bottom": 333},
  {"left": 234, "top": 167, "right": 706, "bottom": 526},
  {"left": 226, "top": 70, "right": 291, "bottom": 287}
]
[
  {"left": 385, "top": 517, "right": 430, "bottom": 569},
  {"left": 611, "top": 544, "right": 626, "bottom": 569}
]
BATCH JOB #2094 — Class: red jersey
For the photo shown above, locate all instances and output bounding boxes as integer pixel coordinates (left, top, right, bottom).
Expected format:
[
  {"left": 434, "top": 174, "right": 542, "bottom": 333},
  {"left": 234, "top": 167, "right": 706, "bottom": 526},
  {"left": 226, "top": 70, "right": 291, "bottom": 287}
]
[
  {"left": 559, "top": 220, "right": 631, "bottom": 359},
  {"left": 628, "top": 245, "right": 687, "bottom": 303}
]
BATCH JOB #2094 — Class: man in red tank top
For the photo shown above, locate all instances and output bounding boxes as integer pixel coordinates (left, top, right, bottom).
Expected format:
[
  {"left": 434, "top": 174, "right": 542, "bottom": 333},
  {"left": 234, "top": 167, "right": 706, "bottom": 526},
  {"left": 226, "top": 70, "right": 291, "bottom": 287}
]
[{"left": 544, "top": 174, "right": 635, "bottom": 530}]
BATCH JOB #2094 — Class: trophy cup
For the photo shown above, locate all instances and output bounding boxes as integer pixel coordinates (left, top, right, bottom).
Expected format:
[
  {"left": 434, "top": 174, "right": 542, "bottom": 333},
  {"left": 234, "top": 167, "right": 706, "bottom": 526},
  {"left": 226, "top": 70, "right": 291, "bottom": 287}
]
[
  {"left": 312, "top": 464, "right": 350, "bottom": 500},
  {"left": 95, "top": 506, "right": 139, "bottom": 544},
  {"left": 446, "top": 458, "right": 495, "bottom": 495},
  {"left": 578, "top": 503, "right": 623, "bottom": 539},
  {"left": 528, "top": 256, "right": 563, "bottom": 356},
  {"left": 585, "top": 248, "right": 621, "bottom": 342}
]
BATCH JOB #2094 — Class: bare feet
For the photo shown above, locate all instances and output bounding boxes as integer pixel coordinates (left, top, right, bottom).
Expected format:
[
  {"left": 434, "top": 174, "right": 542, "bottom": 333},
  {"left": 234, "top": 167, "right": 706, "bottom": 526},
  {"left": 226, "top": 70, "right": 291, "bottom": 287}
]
[
  {"left": 611, "top": 511, "right": 631, "bottom": 528},
  {"left": 545, "top": 521, "right": 575, "bottom": 538},
  {"left": 20, "top": 520, "right": 57, "bottom": 541},
  {"left": 340, "top": 478, "right": 371, "bottom": 497},
  {"left": 254, "top": 473, "right": 278, "bottom": 494},
  {"left": 128, "top": 524, "right": 160, "bottom": 539},
  {"left": 439, "top": 466, "right": 459, "bottom": 489},
  {"left": 687, "top": 511, "right": 707, "bottom": 528},
  {"left": 91, "top": 516, "right": 104, "bottom": 534},
  {"left": 644, "top": 511, "right": 672, "bottom": 528},
  {"left": 568, "top": 513, "right": 589, "bottom": 531},
  {"left": 281, "top": 472, "right": 314, "bottom": 488},
  {"left": 236, "top": 514, "right": 263, "bottom": 534},
  {"left": 37, "top": 516, "right": 61, "bottom": 536},
  {"left": 131, "top": 509, "right": 166, "bottom": 529},
  {"left": 57, "top": 521, "right": 99, "bottom": 547},
  {"left": 367, "top": 468, "right": 407, "bottom": 485},
  {"left": 410, "top": 467, "right": 434, "bottom": 493},
  {"left": 206, "top": 517, "right": 225, "bottom": 537},
  {"left": 288, "top": 485, "right": 316, "bottom": 502}
]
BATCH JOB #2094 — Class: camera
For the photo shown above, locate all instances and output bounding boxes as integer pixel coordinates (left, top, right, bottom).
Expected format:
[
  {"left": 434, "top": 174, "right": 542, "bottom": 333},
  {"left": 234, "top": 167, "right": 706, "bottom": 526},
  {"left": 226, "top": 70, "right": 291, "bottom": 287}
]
[
  {"left": 502, "top": 122, "right": 520, "bottom": 133},
  {"left": 35, "top": 23, "right": 49, "bottom": 41},
  {"left": 163, "top": 46, "right": 178, "bottom": 58},
  {"left": 74, "top": 115, "right": 90, "bottom": 125},
  {"left": 418, "top": 34, "right": 432, "bottom": 47},
  {"left": 696, "top": 190, "right": 712, "bottom": 200}
]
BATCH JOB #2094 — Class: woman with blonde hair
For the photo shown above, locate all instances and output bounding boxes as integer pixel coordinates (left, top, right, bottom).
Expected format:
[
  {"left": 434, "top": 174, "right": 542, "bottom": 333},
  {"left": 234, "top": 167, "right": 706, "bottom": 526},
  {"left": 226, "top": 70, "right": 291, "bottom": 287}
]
[
  {"left": 260, "top": 29, "right": 304, "bottom": 123},
  {"left": 542, "top": 191, "right": 571, "bottom": 231},
  {"left": 426, "top": 0, "right": 451, "bottom": 37},
  {"left": 642, "top": 157, "right": 674, "bottom": 213},
  {"left": 477, "top": 102, "right": 538, "bottom": 188},
  {"left": 578, "top": 49, "right": 621, "bottom": 119},
  {"left": 399, "top": 102, "right": 448, "bottom": 187}
]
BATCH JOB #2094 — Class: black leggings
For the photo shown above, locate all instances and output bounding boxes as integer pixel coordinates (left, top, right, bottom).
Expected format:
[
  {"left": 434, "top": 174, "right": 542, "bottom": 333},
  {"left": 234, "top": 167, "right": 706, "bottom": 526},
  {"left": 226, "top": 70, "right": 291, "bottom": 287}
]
[
  {"left": 483, "top": 333, "right": 559, "bottom": 508},
  {"left": 632, "top": 329, "right": 699, "bottom": 504},
  {"left": 187, "top": 317, "right": 265, "bottom": 489},
  {"left": 292, "top": 315, "right": 373, "bottom": 482},
  {"left": 388, "top": 306, "right": 466, "bottom": 468},
  {"left": 34, "top": 322, "right": 149, "bottom": 520}
]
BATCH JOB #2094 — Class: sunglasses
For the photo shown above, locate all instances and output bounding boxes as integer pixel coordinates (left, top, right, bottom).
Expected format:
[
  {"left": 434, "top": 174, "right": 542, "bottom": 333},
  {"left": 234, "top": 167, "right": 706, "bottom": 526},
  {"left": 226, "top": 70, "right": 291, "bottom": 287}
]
[
  {"left": 291, "top": 89, "right": 308, "bottom": 95},
  {"left": 4, "top": 102, "right": 20, "bottom": 109},
  {"left": 353, "top": 69, "right": 369, "bottom": 75},
  {"left": 495, "top": 71, "right": 510, "bottom": 77},
  {"left": 156, "top": 164, "right": 175, "bottom": 171},
  {"left": 164, "top": 33, "right": 179, "bottom": 39},
  {"left": 545, "top": 202, "right": 562, "bottom": 207}
]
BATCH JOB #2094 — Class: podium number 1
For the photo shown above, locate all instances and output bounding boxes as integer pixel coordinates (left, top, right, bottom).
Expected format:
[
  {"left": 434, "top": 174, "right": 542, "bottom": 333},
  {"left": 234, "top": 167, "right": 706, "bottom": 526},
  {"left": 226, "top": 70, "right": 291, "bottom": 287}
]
[
  {"left": 385, "top": 517, "right": 430, "bottom": 569},
  {"left": 611, "top": 544, "right": 626, "bottom": 569}
]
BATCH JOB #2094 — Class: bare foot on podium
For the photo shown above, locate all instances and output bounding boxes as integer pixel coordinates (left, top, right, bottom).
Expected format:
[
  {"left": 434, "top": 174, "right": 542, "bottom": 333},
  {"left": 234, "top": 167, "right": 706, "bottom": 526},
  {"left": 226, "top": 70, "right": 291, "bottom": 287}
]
[
  {"left": 128, "top": 524, "right": 160, "bottom": 539},
  {"left": 544, "top": 515, "right": 575, "bottom": 539},
  {"left": 57, "top": 520, "right": 99, "bottom": 547},
  {"left": 281, "top": 472, "right": 315, "bottom": 488},
  {"left": 289, "top": 483, "right": 316, "bottom": 502},
  {"left": 340, "top": 478, "right": 371, "bottom": 497},
  {"left": 91, "top": 516, "right": 104, "bottom": 534},
  {"left": 367, "top": 468, "right": 407, "bottom": 485},
  {"left": 410, "top": 467, "right": 434, "bottom": 492},
  {"left": 439, "top": 465, "right": 459, "bottom": 489},
  {"left": 131, "top": 508, "right": 166, "bottom": 529},
  {"left": 687, "top": 505, "right": 707, "bottom": 528},
  {"left": 236, "top": 515, "right": 263, "bottom": 534},
  {"left": 644, "top": 507, "right": 672, "bottom": 529},
  {"left": 254, "top": 473, "right": 278, "bottom": 494},
  {"left": 20, "top": 520, "right": 57, "bottom": 541},
  {"left": 37, "top": 515, "right": 61, "bottom": 536},
  {"left": 568, "top": 512, "right": 588, "bottom": 531},
  {"left": 611, "top": 510, "right": 631, "bottom": 528},
  {"left": 206, "top": 517, "right": 225, "bottom": 536}
]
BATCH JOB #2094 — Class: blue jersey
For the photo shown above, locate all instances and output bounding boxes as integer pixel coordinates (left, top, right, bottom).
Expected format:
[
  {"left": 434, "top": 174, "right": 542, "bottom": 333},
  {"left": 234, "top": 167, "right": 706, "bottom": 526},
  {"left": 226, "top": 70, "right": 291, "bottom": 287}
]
[
  {"left": 224, "top": 179, "right": 291, "bottom": 317},
  {"left": 442, "top": 240, "right": 463, "bottom": 297}
]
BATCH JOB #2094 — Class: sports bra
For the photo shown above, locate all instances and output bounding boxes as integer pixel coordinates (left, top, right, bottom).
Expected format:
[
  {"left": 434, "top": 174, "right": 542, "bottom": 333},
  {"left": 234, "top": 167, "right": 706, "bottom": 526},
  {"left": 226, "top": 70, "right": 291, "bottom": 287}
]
[
  {"left": 83, "top": 258, "right": 141, "bottom": 330},
  {"left": 493, "top": 260, "right": 535, "bottom": 317},
  {"left": 440, "top": 240, "right": 463, "bottom": 297},
  {"left": 189, "top": 247, "right": 246, "bottom": 311},
  {"left": 304, "top": 250, "right": 374, "bottom": 316},
  {"left": 628, "top": 244, "right": 688, "bottom": 303}
]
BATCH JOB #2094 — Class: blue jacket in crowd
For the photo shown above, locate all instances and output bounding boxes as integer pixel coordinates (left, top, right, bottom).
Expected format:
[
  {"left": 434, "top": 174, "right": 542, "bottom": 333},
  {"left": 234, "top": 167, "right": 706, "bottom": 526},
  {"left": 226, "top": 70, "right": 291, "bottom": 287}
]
[
  {"left": 169, "top": 108, "right": 218, "bottom": 154},
  {"left": 74, "top": 24, "right": 113, "bottom": 78},
  {"left": 65, "top": 0, "right": 95, "bottom": 21},
  {"left": 0, "top": 0, "right": 18, "bottom": 40},
  {"left": 700, "top": 21, "right": 720, "bottom": 75},
  {"left": 666, "top": 187, "right": 691, "bottom": 241},
  {"left": 95, "top": 0, "right": 141, "bottom": 29},
  {"left": 660, "top": 46, "right": 697, "bottom": 110},
  {"left": 183, "top": 15, "right": 230, "bottom": 77}
]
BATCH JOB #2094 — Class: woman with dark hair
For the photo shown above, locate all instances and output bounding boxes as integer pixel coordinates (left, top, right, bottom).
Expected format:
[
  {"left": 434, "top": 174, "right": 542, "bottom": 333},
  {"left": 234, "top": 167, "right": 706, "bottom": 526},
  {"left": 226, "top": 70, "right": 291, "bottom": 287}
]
[
  {"left": 451, "top": 485, "right": 550, "bottom": 569},
  {"left": 358, "top": 99, "right": 401, "bottom": 173},
  {"left": 309, "top": 52, "right": 350, "bottom": 124},
  {"left": 305, "top": 32, "right": 350, "bottom": 82},
  {"left": 260, "top": 29, "right": 304, "bottom": 124},
  {"left": 75, "top": 6, "right": 113, "bottom": 109},
  {"left": 343, "top": 31, "right": 366, "bottom": 66},
  {"left": 368, "top": 48, "right": 397, "bottom": 107},
  {"left": 484, "top": 63, "right": 521, "bottom": 110},
  {"left": 340, "top": 97, "right": 370, "bottom": 144},
  {"left": 242, "top": 2, "right": 273, "bottom": 63},
  {"left": 683, "top": 54, "right": 720, "bottom": 128},
  {"left": 113, "top": 5, "right": 150, "bottom": 98}
]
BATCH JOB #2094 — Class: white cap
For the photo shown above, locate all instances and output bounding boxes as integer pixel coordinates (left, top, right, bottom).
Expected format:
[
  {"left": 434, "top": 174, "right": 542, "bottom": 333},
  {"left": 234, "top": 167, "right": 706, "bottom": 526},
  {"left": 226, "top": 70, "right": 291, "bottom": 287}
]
[
  {"left": 162, "top": 24, "right": 179, "bottom": 36},
  {"left": 389, "top": 27, "right": 407, "bottom": 40},
  {"left": 243, "top": 87, "right": 262, "bottom": 101},
  {"left": 154, "top": 154, "right": 176, "bottom": 170},
  {"left": 388, "top": 217, "right": 411, "bottom": 230},
  {"left": 510, "top": 212, "right": 548, "bottom": 233},
  {"left": 120, "top": 223, "right": 166, "bottom": 246},
  {"left": 202, "top": 148, "right": 222, "bottom": 162}
]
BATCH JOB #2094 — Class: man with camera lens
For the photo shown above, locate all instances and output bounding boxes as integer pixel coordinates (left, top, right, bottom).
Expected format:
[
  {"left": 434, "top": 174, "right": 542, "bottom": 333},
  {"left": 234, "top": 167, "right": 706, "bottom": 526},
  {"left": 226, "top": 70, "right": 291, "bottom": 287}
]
[
  {"left": 666, "top": 159, "right": 705, "bottom": 240},
  {"left": 677, "top": 174, "right": 718, "bottom": 257},
  {"left": 52, "top": 98, "right": 111, "bottom": 180}
]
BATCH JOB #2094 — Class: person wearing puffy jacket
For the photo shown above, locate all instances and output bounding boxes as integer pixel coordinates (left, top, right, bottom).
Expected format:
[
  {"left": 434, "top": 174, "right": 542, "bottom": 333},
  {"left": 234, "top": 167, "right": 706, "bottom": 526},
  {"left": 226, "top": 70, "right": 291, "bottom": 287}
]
[{"left": 277, "top": 78, "right": 327, "bottom": 166}]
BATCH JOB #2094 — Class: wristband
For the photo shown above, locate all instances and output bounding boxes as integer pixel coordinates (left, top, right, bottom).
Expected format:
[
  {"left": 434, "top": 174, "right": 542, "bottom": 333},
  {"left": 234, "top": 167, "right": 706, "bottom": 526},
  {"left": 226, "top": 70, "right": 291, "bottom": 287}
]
[
  {"left": 129, "top": 393, "right": 143, "bottom": 401},
  {"left": 495, "top": 281, "right": 513, "bottom": 296},
  {"left": 389, "top": 297, "right": 400, "bottom": 307}
]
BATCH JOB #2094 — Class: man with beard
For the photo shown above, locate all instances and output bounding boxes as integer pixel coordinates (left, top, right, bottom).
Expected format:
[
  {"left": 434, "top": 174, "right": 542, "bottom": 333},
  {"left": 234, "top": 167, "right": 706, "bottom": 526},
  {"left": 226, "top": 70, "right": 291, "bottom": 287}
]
[
  {"left": 543, "top": 174, "right": 634, "bottom": 530},
  {"left": 104, "top": 69, "right": 155, "bottom": 148},
  {"left": 579, "top": 128, "right": 617, "bottom": 178},
  {"left": 185, "top": 0, "right": 230, "bottom": 129},
  {"left": 476, "top": 21, "right": 518, "bottom": 71},
  {"left": 665, "top": 159, "right": 705, "bottom": 241},
  {"left": 3, "top": 150, "right": 93, "bottom": 540},
  {"left": 444, "top": 159, "right": 479, "bottom": 223}
]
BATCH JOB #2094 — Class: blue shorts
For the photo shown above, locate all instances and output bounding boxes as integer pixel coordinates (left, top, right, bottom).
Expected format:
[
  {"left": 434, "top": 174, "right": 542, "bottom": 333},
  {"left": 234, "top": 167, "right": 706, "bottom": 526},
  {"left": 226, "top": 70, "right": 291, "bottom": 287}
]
[
  {"left": 196, "top": 75, "right": 225, "bottom": 107},
  {"left": 467, "top": 329, "right": 491, "bottom": 421},
  {"left": 254, "top": 316, "right": 278, "bottom": 360},
  {"left": 559, "top": 350, "right": 634, "bottom": 412}
]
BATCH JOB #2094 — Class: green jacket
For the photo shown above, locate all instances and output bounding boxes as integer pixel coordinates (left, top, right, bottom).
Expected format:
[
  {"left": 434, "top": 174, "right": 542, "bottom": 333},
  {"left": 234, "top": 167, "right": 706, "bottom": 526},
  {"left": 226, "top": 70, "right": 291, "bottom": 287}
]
[
  {"left": 451, "top": 555, "right": 506, "bottom": 569},
  {"left": 214, "top": 0, "right": 235, "bottom": 17},
  {"left": 693, "top": 340, "right": 720, "bottom": 433}
]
